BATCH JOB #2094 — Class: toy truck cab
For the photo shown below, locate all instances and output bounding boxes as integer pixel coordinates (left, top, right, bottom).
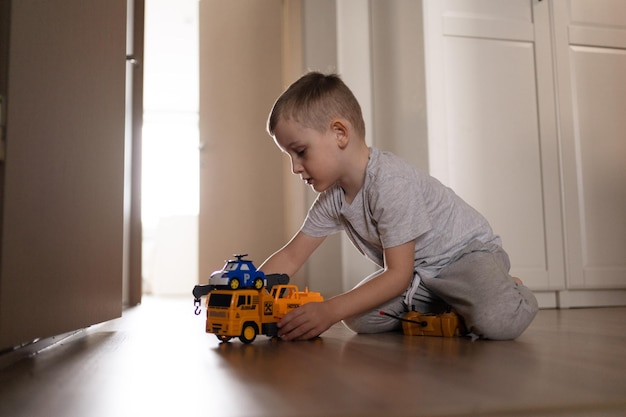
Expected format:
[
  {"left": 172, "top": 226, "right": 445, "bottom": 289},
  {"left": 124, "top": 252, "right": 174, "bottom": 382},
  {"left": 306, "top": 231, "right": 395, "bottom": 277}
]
[
  {"left": 206, "top": 288, "right": 277, "bottom": 344},
  {"left": 208, "top": 254, "right": 265, "bottom": 290}
]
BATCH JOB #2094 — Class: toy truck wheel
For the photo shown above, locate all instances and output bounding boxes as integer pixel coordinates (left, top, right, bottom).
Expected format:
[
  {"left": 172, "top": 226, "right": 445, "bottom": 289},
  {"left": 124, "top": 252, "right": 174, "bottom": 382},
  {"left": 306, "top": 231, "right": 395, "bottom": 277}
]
[
  {"left": 229, "top": 278, "right": 240, "bottom": 290},
  {"left": 217, "top": 335, "right": 232, "bottom": 343},
  {"left": 253, "top": 277, "right": 264, "bottom": 290},
  {"left": 240, "top": 323, "right": 258, "bottom": 344}
]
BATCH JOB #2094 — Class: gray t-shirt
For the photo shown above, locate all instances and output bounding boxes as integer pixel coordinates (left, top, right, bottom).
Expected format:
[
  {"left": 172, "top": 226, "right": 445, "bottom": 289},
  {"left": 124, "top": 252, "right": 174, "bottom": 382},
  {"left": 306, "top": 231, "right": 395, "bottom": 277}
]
[{"left": 301, "top": 147, "right": 501, "bottom": 280}]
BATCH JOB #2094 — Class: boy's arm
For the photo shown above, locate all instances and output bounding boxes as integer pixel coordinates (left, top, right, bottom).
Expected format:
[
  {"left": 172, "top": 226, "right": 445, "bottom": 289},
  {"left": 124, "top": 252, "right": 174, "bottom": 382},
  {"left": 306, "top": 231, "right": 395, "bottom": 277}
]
[
  {"left": 259, "top": 231, "right": 326, "bottom": 277},
  {"left": 277, "top": 239, "right": 416, "bottom": 340}
]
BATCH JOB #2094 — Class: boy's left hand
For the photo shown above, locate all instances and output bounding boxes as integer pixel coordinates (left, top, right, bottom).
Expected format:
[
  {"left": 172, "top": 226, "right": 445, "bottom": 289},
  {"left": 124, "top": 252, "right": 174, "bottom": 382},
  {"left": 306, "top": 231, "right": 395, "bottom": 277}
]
[{"left": 277, "top": 301, "right": 333, "bottom": 341}]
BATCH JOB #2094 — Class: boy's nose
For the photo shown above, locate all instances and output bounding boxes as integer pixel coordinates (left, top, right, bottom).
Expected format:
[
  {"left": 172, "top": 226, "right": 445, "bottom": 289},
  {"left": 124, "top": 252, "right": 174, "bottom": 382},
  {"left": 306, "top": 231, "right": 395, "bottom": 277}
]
[{"left": 291, "top": 159, "right": 303, "bottom": 175}]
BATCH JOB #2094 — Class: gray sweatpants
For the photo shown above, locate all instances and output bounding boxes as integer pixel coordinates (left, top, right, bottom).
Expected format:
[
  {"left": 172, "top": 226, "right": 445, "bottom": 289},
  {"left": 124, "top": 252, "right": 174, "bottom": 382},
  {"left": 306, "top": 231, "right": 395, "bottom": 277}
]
[{"left": 342, "top": 241, "right": 539, "bottom": 340}]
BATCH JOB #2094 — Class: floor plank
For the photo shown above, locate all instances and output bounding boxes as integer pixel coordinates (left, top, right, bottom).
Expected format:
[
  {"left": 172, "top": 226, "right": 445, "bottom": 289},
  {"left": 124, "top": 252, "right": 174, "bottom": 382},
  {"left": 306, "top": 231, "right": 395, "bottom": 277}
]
[{"left": 1, "top": 297, "right": 625, "bottom": 417}]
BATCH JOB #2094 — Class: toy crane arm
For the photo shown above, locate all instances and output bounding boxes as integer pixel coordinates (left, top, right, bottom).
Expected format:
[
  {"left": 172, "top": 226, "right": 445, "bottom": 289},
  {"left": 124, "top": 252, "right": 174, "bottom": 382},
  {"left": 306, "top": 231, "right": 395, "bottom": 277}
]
[
  {"left": 192, "top": 284, "right": 216, "bottom": 301},
  {"left": 265, "top": 273, "right": 290, "bottom": 290},
  {"left": 192, "top": 284, "right": 216, "bottom": 315}
]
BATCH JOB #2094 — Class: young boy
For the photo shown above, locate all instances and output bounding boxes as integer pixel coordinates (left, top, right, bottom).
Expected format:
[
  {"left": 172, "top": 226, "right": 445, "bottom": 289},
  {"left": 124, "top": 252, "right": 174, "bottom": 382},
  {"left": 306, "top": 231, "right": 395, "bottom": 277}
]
[{"left": 259, "top": 72, "right": 538, "bottom": 341}]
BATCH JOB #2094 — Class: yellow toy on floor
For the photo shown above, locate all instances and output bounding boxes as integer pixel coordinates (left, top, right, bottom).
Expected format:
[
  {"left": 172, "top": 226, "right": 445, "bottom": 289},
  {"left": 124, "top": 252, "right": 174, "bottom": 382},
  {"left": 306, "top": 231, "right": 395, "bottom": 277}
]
[{"left": 380, "top": 310, "right": 466, "bottom": 337}]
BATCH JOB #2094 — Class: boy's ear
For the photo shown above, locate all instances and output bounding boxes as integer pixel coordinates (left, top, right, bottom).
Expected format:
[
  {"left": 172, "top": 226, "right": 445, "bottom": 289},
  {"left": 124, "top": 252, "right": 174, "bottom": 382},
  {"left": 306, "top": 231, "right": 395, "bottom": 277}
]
[{"left": 330, "top": 119, "right": 350, "bottom": 149}]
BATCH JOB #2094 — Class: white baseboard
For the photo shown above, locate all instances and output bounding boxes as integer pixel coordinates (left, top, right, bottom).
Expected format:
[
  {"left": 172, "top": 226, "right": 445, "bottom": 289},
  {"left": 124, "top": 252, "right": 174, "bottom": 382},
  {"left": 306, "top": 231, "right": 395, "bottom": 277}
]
[
  {"left": 534, "top": 289, "right": 626, "bottom": 309},
  {"left": 557, "top": 289, "right": 626, "bottom": 309},
  {"left": 535, "top": 291, "right": 558, "bottom": 308}
]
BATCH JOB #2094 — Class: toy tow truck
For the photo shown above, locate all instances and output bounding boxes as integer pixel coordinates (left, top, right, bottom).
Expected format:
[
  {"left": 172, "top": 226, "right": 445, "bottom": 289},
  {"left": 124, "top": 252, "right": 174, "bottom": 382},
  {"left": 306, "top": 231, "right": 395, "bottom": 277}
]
[
  {"left": 205, "top": 283, "right": 323, "bottom": 343},
  {"left": 192, "top": 255, "right": 324, "bottom": 344}
]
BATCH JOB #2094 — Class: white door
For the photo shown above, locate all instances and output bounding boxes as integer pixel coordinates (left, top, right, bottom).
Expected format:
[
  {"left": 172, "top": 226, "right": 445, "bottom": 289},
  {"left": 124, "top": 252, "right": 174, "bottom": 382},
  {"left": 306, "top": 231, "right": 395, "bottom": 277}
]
[
  {"left": 423, "top": 0, "right": 565, "bottom": 294},
  {"left": 0, "top": 0, "right": 128, "bottom": 349},
  {"left": 553, "top": 0, "right": 626, "bottom": 291}
]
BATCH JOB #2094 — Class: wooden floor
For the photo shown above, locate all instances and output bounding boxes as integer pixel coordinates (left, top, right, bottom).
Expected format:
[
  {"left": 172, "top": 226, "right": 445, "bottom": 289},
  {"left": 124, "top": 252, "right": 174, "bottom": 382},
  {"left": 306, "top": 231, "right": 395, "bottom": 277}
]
[{"left": 1, "top": 296, "right": 625, "bottom": 417}]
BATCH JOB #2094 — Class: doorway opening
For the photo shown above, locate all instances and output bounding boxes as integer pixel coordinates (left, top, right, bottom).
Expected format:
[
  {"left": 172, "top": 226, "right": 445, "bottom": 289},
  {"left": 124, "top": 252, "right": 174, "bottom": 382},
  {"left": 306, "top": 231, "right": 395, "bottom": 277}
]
[{"left": 141, "top": 0, "right": 199, "bottom": 295}]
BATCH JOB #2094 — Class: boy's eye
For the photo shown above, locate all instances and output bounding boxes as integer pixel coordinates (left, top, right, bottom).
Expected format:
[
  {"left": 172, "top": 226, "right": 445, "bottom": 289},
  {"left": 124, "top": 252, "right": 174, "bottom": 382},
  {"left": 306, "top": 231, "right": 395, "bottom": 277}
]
[{"left": 296, "top": 148, "right": 306, "bottom": 157}]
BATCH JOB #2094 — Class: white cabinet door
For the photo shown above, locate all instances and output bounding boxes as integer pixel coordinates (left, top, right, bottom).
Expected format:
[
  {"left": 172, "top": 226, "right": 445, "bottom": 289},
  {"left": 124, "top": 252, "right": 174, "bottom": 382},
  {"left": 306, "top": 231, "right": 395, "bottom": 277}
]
[
  {"left": 553, "top": 0, "right": 626, "bottom": 290},
  {"left": 423, "top": 0, "right": 565, "bottom": 292}
]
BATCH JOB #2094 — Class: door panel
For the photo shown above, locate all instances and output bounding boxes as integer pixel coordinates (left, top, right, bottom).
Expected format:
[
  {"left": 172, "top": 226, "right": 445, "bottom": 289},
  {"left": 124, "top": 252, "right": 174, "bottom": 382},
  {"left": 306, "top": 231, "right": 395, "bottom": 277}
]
[
  {"left": 569, "top": 48, "right": 626, "bottom": 287},
  {"left": 553, "top": 0, "right": 626, "bottom": 290},
  {"left": 554, "top": 0, "right": 626, "bottom": 290},
  {"left": 424, "top": 0, "right": 565, "bottom": 290},
  {"left": 571, "top": 47, "right": 626, "bottom": 288},
  {"left": 443, "top": 37, "right": 546, "bottom": 275},
  {"left": 0, "top": 0, "right": 127, "bottom": 349},
  {"left": 568, "top": 0, "right": 626, "bottom": 49},
  {"left": 442, "top": 0, "right": 534, "bottom": 41}
]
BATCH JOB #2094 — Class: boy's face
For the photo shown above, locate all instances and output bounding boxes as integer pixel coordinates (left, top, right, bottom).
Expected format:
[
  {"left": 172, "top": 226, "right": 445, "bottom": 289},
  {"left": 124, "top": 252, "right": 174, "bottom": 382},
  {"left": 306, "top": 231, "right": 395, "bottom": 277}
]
[{"left": 273, "top": 118, "right": 344, "bottom": 193}]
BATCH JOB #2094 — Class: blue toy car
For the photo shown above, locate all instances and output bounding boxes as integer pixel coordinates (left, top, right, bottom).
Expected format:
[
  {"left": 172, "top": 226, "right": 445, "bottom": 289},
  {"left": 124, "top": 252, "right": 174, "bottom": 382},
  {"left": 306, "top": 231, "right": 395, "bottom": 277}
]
[{"left": 208, "top": 254, "right": 265, "bottom": 290}]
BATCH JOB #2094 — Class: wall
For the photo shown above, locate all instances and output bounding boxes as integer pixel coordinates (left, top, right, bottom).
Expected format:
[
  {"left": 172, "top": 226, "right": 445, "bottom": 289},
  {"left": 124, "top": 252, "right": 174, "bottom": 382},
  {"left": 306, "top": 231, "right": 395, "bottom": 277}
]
[
  {"left": 371, "top": 0, "right": 428, "bottom": 172},
  {"left": 336, "top": 0, "right": 429, "bottom": 291},
  {"left": 196, "top": 1, "right": 428, "bottom": 296},
  {"left": 197, "top": 1, "right": 285, "bottom": 283},
  {"left": 280, "top": 0, "right": 345, "bottom": 295},
  {"left": 277, "top": 0, "right": 429, "bottom": 294}
]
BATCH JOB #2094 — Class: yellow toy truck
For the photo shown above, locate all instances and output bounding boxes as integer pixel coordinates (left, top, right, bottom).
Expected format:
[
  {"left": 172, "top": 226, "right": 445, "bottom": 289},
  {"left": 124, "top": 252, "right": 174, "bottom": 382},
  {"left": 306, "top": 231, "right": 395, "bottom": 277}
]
[
  {"left": 201, "top": 283, "right": 323, "bottom": 344},
  {"left": 401, "top": 311, "right": 466, "bottom": 337},
  {"left": 380, "top": 309, "right": 466, "bottom": 337}
]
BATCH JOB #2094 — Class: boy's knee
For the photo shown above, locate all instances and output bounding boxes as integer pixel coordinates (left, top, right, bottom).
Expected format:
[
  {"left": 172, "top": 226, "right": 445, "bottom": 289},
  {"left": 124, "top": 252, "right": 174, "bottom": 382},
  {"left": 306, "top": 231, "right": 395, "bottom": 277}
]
[{"left": 466, "top": 286, "right": 539, "bottom": 340}]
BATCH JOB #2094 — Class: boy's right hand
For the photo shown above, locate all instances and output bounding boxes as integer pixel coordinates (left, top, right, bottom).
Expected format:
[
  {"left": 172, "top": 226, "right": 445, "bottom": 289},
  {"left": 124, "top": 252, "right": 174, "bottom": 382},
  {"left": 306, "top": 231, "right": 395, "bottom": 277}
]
[{"left": 277, "top": 301, "right": 334, "bottom": 341}]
